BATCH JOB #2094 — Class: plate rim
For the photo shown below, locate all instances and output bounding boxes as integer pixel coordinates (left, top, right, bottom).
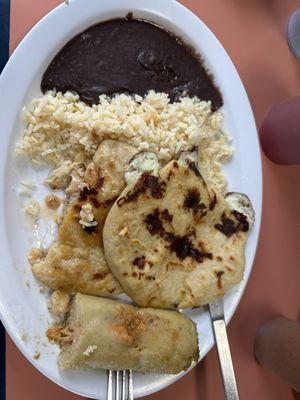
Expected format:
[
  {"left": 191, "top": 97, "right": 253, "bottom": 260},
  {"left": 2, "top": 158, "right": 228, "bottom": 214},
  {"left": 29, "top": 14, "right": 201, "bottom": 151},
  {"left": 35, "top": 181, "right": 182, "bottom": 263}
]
[{"left": 0, "top": 0, "right": 262, "bottom": 398}]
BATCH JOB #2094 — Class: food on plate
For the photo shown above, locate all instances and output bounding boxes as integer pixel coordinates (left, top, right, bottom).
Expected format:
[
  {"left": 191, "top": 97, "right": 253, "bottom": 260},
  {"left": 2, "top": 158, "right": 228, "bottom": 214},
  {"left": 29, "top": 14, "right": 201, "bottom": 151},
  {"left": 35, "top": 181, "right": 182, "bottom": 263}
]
[
  {"left": 47, "top": 290, "right": 71, "bottom": 319},
  {"left": 225, "top": 192, "right": 255, "bottom": 228},
  {"left": 103, "top": 156, "right": 254, "bottom": 309},
  {"left": 44, "top": 161, "right": 76, "bottom": 190},
  {"left": 29, "top": 140, "right": 136, "bottom": 296},
  {"left": 41, "top": 18, "right": 222, "bottom": 110},
  {"left": 13, "top": 14, "right": 254, "bottom": 376},
  {"left": 24, "top": 198, "right": 41, "bottom": 220},
  {"left": 16, "top": 90, "right": 231, "bottom": 195},
  {"left": 45, "top": 194, "right": 61, "bottom": 210},
  {"left": 125, "top": 152, "right": 160, "bottom": 186},
  {"left": 47, "top": 294, "right": 199, "bottom": 373},
  {"left": 16, "top": 18, "right": 231, "bottom": 195}
]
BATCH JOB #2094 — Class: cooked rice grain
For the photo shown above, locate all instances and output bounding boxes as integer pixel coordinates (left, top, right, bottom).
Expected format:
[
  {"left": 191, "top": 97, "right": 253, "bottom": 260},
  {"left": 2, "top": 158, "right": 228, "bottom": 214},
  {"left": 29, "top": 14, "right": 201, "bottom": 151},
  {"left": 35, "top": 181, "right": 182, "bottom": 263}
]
[{"left": 15, "top": 91, "right": 232, "bottom": 193}]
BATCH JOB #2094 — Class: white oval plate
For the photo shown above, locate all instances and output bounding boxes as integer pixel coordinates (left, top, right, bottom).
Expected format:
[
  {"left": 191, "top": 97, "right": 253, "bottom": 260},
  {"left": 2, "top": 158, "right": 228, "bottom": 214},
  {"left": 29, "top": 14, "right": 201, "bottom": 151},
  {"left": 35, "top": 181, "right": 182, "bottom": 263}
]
[{"left": 0, "top": 0, "right": 262, "bottom": 398}]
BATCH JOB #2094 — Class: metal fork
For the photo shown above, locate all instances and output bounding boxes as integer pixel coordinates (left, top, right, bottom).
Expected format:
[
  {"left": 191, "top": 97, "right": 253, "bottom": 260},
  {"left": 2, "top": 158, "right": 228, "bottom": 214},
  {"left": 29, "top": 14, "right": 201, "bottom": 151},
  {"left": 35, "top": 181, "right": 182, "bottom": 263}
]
[
  {"left": 107, "top": 370, "right": 134, "bottom": 400},
  {"left": 209, "top": 299, "right": 239, "bottom": 400}
]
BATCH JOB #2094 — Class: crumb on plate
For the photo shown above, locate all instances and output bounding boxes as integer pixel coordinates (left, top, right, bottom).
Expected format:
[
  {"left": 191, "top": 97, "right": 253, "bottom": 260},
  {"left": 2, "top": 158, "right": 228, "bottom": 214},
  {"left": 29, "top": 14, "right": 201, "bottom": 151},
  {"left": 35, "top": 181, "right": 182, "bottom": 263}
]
[
  {"left": 39, "top": 284, "right": 46, "bottom": 293},
  {"left": 28, "top": 247, "right": 47, "bottom": 265},
  {"left": 47, "top": 290, "right": 71, "bottom": 318},
  {"left": 20, "top": 331, "right": 29, "bottom": 342},
  {"left": 45, "top": 194, "right": 61, "bottom": 210},
  {"left": 24, "top": 199, "right": 40, "bottom": 219},
  {"left": 83, "top": 345, "right": 98, "bottom": 357}
]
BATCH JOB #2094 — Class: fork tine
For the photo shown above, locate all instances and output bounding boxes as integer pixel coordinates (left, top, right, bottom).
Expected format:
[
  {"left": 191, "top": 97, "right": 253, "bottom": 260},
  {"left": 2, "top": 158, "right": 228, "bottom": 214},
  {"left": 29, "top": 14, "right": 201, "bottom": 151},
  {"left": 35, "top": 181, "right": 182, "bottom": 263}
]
[
  {"left": 107, "top": 370, "right": 113, "bottom": 400},
  {"left": 115, "top": 370, "right": 121, "bottom": 400},
  {"left": 121, "top": 370, "right": 127, "bottom": 400},
  {"left": 128, "top": 370, "right": 133, "bottom": 400},
  {"left": 107, "top": 370, "right": 133, "bottom": 400}
]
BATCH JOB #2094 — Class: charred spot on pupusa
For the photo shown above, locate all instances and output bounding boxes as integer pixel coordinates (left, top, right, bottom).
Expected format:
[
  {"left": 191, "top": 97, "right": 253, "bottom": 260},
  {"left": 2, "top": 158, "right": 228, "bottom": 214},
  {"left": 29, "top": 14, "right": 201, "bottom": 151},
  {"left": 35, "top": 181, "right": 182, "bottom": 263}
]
[
  {"left": 225, "top": 192, "right": 255, "bottom": 229},
  {"left": 124, "top": 148, "right": 200, "bottom": 186}
]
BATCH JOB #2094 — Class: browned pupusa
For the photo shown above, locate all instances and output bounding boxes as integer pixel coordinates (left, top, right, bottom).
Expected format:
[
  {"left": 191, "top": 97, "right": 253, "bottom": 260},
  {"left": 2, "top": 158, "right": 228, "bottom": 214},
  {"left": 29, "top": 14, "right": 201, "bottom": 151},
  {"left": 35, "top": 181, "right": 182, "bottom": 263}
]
[
  {"left": 30, "top": 140, "right": 137, "bottom": 296},
  {"left": 103, "top": 159, "right": 251, "bottom": 309}
]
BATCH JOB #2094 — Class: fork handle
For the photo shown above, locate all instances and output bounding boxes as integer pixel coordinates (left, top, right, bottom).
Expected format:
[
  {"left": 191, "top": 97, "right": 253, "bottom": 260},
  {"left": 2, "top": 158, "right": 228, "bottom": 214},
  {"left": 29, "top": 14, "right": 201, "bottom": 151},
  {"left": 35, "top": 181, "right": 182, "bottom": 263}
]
[{"left": 211, "top": 318, "right": 240, "bottom": 400}]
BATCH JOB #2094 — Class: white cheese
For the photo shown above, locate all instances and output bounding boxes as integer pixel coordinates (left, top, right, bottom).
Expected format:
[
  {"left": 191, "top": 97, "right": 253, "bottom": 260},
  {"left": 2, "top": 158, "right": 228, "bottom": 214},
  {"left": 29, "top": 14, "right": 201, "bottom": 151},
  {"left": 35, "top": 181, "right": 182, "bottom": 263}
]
[
  {"left": 125, "top": 152, "right": 160, "bottom": 185},
  {"left": 79, "top": 202, "right": 98, "bottom": 228}
]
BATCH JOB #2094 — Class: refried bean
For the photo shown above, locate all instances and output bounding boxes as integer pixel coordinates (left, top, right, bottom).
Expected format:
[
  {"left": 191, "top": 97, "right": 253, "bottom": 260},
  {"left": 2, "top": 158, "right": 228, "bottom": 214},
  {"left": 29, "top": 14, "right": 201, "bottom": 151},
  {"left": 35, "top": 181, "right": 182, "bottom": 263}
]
[{"left": 41, "top": 17, "right": 223, "bottom": 111}]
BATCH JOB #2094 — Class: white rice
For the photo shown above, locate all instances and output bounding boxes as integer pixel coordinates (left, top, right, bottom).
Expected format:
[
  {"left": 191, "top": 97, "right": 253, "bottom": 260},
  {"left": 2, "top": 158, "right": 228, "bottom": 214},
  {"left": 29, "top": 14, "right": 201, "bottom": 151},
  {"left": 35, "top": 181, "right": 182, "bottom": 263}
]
[{"left": 15, "top": 90, "right": 232, "bottom": 193}]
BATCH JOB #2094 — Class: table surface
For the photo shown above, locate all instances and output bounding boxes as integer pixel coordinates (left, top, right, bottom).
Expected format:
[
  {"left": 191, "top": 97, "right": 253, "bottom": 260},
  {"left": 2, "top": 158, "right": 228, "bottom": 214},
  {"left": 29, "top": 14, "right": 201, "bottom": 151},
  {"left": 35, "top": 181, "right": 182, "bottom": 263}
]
[{"left": 5, "top": 0, "right": 300, "bottom": 399}]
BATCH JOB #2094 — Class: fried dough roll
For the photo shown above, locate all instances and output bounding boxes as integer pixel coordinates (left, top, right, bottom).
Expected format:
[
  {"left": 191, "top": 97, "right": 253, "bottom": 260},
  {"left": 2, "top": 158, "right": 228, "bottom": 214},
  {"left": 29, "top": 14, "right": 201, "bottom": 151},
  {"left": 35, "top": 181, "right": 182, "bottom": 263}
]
[{"left": 47, "top": 294, "right": 199, "bottom": 374}]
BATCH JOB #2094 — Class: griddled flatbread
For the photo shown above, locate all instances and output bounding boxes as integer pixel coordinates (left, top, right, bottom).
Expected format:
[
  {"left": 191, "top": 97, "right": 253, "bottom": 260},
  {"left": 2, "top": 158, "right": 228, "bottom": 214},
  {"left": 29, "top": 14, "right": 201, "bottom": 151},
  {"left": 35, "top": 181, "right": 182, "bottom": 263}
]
[
  {"left": 30, "top": 140, "right": 137, "bottom": 296},
  {"left": 47, "top": 294, "right": 199, "bottom": 373},
  {"left": 103, "top": 159, "right": 251, "bottom": 308}
]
